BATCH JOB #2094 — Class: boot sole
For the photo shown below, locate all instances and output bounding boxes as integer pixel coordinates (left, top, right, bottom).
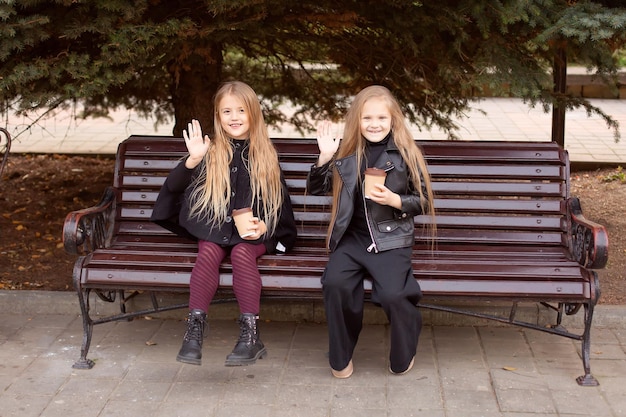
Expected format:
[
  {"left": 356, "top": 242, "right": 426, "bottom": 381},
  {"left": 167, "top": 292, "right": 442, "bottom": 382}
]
[
  {"left": 176, "top": 354, "right": 201, "bottom": 366},
  {"left": 224, "top": 348, "right": 267, "bottom": 366}
]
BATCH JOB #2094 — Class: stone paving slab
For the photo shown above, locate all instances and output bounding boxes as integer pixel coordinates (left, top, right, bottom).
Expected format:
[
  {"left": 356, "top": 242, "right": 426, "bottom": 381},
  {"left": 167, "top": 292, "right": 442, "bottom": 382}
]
[{"left": 1, "top": 311, "right": 625, "bottom": 417}]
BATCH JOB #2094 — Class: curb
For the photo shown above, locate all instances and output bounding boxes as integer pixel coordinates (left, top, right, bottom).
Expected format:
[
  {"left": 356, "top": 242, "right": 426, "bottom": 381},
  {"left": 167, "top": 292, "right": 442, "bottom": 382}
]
[{"left": 2, "top": 290, "right": 624, "bottom": 329}]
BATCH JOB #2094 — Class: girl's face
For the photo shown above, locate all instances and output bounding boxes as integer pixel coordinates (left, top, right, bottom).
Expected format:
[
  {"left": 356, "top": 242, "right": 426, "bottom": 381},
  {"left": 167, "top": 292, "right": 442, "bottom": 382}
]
[
  {"left": 360, "top": 97, "right": 391, "bottom": 143},
  {"left": 218, "top": 94, "right": 250, "bottom": 140}
]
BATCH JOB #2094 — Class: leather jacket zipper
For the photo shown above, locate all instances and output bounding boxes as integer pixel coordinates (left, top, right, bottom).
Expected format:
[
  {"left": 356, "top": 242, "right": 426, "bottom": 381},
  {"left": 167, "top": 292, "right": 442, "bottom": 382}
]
[{"left": 363, "top": 187, "right": 379, "bottom": 253}]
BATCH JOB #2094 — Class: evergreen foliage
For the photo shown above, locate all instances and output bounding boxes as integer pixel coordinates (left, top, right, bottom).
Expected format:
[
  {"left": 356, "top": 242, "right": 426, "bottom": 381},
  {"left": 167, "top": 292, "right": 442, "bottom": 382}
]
[{"left": 1, "top": 0, "right": 624, "bottom": 139}]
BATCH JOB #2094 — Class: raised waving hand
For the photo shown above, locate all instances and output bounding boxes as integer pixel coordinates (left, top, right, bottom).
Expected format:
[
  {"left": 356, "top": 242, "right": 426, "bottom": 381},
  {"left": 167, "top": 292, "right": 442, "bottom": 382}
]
[
  {"left": 183, "top": 119, "right": 211, "bottom": 169},
  {"left": 315, "top": 120, "right": 340, "bottom": 167}
]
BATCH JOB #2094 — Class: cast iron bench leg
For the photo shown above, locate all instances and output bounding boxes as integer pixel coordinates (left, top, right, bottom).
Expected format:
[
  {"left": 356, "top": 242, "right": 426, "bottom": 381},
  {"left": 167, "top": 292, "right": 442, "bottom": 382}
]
[
  {"left": 73, "top": 262, "right": 95, "bottom": 369},
  {"left": 576, "top": 303, "right": 599, "bottom": 386}
]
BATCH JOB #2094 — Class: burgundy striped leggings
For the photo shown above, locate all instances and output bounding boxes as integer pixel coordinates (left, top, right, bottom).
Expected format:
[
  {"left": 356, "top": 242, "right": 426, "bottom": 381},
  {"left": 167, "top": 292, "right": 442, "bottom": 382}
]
[{"left": 189, "top": 240, "right": 266, "bottom": 314}]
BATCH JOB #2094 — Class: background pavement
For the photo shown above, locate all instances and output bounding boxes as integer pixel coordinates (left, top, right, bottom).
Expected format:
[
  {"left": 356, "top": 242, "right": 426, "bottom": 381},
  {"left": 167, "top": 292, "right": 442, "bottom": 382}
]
[{"left": 4, "top": 97, "right": 626, "bottom": 165}]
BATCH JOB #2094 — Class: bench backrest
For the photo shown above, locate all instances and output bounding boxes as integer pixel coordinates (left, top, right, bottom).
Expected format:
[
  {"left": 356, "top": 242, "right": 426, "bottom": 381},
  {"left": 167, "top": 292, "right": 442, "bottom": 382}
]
[{"left": 113, "top": 136, "right": 570, "bottom": 251}]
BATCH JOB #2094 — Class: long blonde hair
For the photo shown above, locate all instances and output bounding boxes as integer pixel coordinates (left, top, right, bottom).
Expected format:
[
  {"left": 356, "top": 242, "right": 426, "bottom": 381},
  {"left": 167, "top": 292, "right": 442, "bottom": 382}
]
[
  {"left": 188, "top": 81, "right": 283, "bottom": 233},
  {"left": 330, "top": 85, "right": 436, "bottom": 241}
]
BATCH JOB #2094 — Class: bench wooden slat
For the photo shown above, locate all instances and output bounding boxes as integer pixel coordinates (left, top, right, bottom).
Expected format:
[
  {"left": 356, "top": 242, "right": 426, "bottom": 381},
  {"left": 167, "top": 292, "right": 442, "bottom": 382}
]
[
  {"left": 116, "top": 195, "right": 563, "bottom": 215},
  {"left": 432, "top": 181, "right": 563, "bottom": 196},
  {"left": 119, "top": 160, "right": 566, "bottom": 179},
  {"left": 433, "top": 199, "right": 562, "bottom": 213},
  {"left": 425, "top": 214, "right": 562, "bottom": 230},
  {"left": 117, "top": 136, "right": 566, "bottom": 161},
  {"left": 414, "top": 228, "right": 564, "bottom": 244},
  {"left": 117, "top": 177, "right": 566, "bottom": 198},
  {"left": 121, "top": 176, "right": 167, "bottom": 187},
  {"left": 419, "top": 280, "right": 588, "bottom": 298},
  {"left": 412, "top": 246, "right": 570, "bottom": 260},
  {"left": 427, "top": 164, "right": 563, "bottom": 179},
  {"left": 418, "top": 141, "right": 564, "bottom": 162},
  {"left": 102, "top": 241, "right": 575, "bottom": 264},
  {"left": 110, "top": 220, "right": 566, "bottom": 245},
  {"left": 282, "top": 179, "right": 566, "bottom": 196}
]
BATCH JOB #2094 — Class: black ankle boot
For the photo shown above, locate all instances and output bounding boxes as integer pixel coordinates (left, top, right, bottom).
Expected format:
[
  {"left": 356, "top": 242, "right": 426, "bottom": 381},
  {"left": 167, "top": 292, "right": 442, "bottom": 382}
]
[
  {"left": 176, "top": 309, "right": 207, "bottom": 365},
  {"left": 224, "top": 313, "right": 267, "bottom": 366}
]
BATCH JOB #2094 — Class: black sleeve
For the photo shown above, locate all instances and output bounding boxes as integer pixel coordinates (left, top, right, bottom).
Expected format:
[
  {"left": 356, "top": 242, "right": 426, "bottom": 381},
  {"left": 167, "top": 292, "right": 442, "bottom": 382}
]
[
  {"left": 306, "top": 160, "right": 333, "bottom": 196},
  {"left": 150, "top": 159, "right": 197, "bottom": 240}
]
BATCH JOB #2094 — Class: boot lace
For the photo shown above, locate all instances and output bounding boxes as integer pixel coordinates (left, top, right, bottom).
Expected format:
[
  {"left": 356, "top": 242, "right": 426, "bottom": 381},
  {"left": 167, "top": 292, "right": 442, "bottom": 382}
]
[
  {"left": 237, "top": 315, "right": 257, "bottom": 345},
  {"left": 183, "top": 315, "right": 207, "bottom": 342}
]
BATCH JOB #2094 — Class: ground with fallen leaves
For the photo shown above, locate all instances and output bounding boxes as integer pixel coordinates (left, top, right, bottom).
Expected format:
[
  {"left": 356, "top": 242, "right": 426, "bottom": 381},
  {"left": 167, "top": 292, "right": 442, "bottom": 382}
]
[
  {"left": 1, "top": 154, "right": 625, "bottom": 304},
  {"left": 1, "top": 154, "right": 114, "bottom": 291}
]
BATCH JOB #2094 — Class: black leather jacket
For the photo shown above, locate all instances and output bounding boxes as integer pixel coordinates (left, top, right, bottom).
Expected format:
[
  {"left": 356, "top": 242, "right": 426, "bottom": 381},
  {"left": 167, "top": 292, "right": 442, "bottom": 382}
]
[{"left": 307, "top": 138, "right": 428, "bottom": 252}]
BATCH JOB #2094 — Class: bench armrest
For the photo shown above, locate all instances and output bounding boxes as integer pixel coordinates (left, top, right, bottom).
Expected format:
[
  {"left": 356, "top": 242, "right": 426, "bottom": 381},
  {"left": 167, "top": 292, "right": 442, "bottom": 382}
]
[
  {"left": 63, "top": 186, "right": 117, "bottom": 256},
  {"left": 566, "top": 197, "right": 609, "bottom": 269}
]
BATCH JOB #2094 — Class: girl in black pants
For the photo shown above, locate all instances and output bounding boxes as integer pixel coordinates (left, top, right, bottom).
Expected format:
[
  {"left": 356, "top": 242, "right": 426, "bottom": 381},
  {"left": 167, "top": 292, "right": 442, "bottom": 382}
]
[{"left": 307, "top": 85, "right": 435, "bottom": 378}]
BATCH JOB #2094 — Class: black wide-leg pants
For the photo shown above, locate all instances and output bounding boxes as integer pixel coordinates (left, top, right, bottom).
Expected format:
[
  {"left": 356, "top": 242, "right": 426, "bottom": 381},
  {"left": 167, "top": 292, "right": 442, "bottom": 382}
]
[{"left": 322, "top": 232, "right": 422, "bottom": 373}]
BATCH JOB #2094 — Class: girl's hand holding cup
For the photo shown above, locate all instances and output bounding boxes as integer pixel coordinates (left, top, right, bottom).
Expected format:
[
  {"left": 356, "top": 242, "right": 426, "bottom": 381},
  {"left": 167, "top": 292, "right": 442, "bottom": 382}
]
[{"left": 233, "top": 208, "right": 267, "bottom": 240}]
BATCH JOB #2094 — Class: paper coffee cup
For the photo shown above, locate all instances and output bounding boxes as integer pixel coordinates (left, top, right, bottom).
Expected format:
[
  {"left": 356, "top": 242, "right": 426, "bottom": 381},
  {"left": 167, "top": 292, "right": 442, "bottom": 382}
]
[
  {"left": 232, "top": 207, "right": 255, "bottom": 238},
  {"left": 363, "top": 168, "right": 387, "bottom": 198}
]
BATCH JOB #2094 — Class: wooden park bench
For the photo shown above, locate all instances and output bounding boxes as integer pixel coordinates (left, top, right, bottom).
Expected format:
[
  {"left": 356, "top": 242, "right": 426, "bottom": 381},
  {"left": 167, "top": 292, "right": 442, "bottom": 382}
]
[{"left": 63, "top": 135, "right": 608, "bottom": 386}]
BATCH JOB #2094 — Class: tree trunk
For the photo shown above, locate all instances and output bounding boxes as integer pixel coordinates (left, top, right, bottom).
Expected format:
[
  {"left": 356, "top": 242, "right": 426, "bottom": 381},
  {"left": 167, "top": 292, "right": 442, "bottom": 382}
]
[
  {"left": 551, "top": 45, "right": 567, "bottom": 147},
  {"left": 168, "top": 44, "right": 223, "bottom": 137}
]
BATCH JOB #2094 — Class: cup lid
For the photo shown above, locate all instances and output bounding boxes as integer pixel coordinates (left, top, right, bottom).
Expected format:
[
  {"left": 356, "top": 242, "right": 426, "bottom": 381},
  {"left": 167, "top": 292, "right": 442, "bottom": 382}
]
[
  {"left": 232, "top": 207, "right": 252, "bottom": 215},
  {"left": 364, "top": 168, "right": 386, "bottom": 176}
]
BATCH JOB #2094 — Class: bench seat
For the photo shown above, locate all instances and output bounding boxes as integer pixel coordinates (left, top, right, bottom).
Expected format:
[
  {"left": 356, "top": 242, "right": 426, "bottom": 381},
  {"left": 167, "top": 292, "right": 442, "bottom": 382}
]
[{"left": 77, "top": 241, "right": 593, "bottom": 300}]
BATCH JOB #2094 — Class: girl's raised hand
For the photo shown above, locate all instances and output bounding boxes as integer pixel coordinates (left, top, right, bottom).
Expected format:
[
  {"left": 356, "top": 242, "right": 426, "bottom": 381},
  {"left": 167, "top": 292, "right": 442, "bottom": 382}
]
[
  {"left": 183, "top": 119, "right": 211, "bottom": 168},
  {"left": 315, "top": 120, "right": 340, "bottom": 166}
]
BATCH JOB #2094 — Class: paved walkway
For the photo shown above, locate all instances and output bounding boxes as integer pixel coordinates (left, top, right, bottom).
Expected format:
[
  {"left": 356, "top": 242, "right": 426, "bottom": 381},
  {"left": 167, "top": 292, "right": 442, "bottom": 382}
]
[
  {"left": 1, "top": 305, "right": 625, "bottom": 417},
  {"left": 4, "top": 97, "right": 626, "bottom": 164}
]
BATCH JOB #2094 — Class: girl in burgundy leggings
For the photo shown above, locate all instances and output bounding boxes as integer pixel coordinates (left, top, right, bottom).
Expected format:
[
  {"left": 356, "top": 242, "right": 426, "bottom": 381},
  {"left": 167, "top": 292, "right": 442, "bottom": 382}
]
[{"left": 152, "top": 81, "right": 296, "bottom": 366}]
